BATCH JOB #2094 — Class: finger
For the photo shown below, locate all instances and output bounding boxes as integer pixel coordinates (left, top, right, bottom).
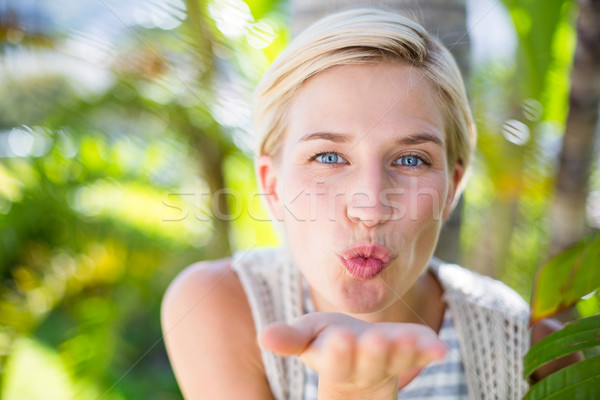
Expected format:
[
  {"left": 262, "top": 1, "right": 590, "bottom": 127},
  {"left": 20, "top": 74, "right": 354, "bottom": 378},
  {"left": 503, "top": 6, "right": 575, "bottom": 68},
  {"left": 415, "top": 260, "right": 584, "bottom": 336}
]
[
  {"left": 387, "top": 333, "right": 417, "bottom": 374},
  {"left": 397, "top": 366, "right": 423, "bottom": 389},
  {"left": 355, "top": 330, "right": 390, "bottom": 387},
  {"left": 321, "top": 328, "right": 356, "bottom": 382},
  {"left": 415, "top": 334, "right": 446, "bottom": 367},
  {"left": 388, "top": 331, "right": 445, "bottom": 390},
  {"left": 390, "top": 325, "right": 446, "bottom": 368}
]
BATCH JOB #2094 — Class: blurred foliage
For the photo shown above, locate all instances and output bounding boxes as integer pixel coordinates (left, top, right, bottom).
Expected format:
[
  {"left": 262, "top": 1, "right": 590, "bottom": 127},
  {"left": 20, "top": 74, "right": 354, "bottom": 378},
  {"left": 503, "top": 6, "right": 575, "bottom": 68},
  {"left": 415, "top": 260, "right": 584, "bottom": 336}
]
[
  {"left": 0, "top": 0, "right": 597, "bottom": 399},
  {"left": 524, "top": 327, "right": 600, "bottom": 399},
  {"left": 1, "top": 0, "right": 285, "bottom": 398},
  {"left": 524, "top": 232, "right": 600, "bottom": 398},
  {"left": 531, "top": 231, "right": 600, "bottom": 322},
  {"left": 461, "top": 0, "right": 592, "bottom": 300}
]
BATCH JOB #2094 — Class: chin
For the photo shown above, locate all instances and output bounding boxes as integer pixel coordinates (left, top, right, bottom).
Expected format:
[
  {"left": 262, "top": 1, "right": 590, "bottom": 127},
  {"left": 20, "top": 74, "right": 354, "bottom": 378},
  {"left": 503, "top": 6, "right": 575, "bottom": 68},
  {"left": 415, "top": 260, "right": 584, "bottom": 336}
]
[{"left": 335, "top": 279, "right": 391, "bottom": 314}]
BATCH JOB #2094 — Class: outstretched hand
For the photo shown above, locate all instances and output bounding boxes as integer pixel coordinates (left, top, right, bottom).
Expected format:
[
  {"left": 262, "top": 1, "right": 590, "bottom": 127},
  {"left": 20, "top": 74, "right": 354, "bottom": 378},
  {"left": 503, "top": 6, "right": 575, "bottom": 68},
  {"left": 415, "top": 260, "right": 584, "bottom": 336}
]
[{"left": 260, "top": 312, "right": 446, "bottom": 396}]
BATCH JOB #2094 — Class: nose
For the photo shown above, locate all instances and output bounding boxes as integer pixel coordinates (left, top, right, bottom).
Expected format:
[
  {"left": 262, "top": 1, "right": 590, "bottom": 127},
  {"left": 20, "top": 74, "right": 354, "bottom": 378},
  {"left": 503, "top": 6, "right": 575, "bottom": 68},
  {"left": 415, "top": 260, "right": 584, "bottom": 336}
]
[{"left": 345, "top": 164, "right": 395, "bottom": 227}]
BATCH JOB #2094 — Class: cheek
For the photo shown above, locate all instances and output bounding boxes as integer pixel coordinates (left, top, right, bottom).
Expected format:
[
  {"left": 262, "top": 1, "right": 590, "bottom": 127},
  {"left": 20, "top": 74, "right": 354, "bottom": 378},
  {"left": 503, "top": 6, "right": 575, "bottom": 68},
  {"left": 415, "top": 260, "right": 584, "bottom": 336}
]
[
  {"left": 280, "top": 175, "right": 343, "bottom": 273},
  {"left": 281, "top": 171, "right": 343, "bottom": 221},
  {"left": 280, "top": 183, "right": 340, "bottom": 288},
  {"left": 408, "top": 175, "right": 449, "bottom": 222},
  {"left": 374, "top": 174, "right": 450, "bottom": 223}
]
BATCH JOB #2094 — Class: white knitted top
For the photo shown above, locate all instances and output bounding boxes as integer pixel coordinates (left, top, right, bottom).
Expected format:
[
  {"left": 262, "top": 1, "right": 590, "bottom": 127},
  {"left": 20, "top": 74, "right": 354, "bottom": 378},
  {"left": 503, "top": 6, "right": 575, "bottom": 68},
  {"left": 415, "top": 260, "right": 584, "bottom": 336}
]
[{"left": 232, "top": 246, "right": 531, "bottom": 400}]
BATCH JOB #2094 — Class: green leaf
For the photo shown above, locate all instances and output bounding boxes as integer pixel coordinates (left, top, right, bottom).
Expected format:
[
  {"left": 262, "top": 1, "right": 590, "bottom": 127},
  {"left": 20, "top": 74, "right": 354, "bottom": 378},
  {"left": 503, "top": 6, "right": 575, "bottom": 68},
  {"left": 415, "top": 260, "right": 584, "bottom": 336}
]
[
  {"left": 502, "top": 0, "right": 571, "bottom": 99},
  {"left": 577, "top": 291, "right": 600, "bottom": 318},
  {"left": 523, "top": 356, "right": 600, "bottom": 400},
  {"left": 524, "top": 315, "right": 600, "bottom": 378},
  {"left": 531, "top": 232, "right": 600, "bottom": 323}
]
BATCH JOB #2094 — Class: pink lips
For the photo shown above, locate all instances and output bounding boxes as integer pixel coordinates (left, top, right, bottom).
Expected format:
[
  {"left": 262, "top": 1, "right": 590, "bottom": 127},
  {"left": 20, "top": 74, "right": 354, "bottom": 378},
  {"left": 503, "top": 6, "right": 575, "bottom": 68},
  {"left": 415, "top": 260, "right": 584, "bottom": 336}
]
[{"left": 338, "top": 243, "right": 392, "bottom": 280}]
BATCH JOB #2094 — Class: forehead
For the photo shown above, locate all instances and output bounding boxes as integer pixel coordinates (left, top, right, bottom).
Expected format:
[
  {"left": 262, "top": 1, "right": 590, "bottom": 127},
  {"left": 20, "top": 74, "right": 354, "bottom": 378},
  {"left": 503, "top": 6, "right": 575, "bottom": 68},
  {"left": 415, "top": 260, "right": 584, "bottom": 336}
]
[{"left": 286, "top": 62, "right": 444, "bottom": 145}]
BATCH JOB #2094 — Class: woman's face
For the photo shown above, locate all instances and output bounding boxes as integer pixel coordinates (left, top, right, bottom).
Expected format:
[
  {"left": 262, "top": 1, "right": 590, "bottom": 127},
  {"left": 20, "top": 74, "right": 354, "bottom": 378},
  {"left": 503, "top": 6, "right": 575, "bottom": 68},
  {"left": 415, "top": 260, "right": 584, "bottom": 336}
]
[{"left": 258, "top": 62, "right": 463, "bottom": 316}]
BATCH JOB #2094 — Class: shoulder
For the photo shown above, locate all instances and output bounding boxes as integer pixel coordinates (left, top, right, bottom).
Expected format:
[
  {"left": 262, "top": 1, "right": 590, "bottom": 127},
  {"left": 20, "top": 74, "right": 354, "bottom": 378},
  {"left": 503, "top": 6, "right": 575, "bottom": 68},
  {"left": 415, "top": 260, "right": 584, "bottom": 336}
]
[
  {"left": 432, "top": 258, "right": 529, "bottom": 317},
  {"left": 432, "top": 260, "right": 532, "bottom": 395},
  {"left": 162, "top": 258, "right": 241, "bottom": 314},
  {"left": 162, "top": 258, "right": 251, "bottom": 334},
  {"left": 232, "top": 245, "right": 290, "bottom": 275},
  {"left": 161, "top": 258, "right": 273, "bottom": 399}
]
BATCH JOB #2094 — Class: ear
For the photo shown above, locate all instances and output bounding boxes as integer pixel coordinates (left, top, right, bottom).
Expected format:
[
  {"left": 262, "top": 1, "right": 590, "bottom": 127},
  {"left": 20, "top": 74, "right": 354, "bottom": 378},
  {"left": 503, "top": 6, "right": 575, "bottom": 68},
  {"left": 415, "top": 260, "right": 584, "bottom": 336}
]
[
  {"left": 256, "top": 155, "right": 284, "bottom": 221},
  {"left": 442, "top": 162, "right": 465, "bottom": 221}
]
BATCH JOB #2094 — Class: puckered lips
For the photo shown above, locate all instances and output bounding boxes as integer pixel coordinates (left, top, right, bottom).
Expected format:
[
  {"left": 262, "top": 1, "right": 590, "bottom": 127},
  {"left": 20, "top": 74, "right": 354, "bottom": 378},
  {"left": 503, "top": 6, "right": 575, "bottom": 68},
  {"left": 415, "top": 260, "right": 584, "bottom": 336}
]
[{"left": 338, "top": 242, "right": 392, "bottom": 280}]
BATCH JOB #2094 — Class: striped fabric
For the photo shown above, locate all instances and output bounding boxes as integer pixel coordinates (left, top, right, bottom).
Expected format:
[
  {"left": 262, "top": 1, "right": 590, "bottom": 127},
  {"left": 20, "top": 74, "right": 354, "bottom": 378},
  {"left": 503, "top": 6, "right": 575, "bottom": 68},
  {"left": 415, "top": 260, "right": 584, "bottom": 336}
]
[{"left": 302, "top": 282, "right": 468, "bottom": 400}]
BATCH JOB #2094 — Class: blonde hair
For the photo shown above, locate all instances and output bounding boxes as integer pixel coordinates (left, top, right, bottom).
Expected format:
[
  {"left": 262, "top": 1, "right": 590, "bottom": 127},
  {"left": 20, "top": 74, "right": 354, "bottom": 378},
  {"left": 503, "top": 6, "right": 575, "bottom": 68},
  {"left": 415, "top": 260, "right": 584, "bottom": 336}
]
[{"left": 254, "top": 8, "right": 476, "bottom": 177}]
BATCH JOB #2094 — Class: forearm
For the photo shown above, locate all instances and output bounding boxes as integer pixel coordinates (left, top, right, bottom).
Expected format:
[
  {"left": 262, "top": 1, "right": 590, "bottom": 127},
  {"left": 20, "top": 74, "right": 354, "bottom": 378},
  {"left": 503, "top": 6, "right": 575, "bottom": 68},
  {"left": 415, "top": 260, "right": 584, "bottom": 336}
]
[{"left": 317, "top": 377, "right": 398, "bottom": 400}]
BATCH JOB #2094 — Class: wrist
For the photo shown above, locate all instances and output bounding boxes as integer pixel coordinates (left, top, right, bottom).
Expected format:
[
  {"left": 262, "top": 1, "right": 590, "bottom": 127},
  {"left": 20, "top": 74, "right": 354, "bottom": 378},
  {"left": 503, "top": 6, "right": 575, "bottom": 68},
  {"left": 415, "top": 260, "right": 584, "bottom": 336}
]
[{"left": 317, "top": 377, "right": 398, "bottom": 400}]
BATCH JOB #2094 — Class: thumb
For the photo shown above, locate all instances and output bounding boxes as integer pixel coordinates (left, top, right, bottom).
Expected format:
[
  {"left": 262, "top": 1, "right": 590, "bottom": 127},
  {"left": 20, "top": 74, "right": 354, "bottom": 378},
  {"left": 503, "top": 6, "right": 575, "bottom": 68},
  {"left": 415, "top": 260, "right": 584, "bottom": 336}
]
[{"left": 259, "top": 314, "right": 326, "bottom": 356}]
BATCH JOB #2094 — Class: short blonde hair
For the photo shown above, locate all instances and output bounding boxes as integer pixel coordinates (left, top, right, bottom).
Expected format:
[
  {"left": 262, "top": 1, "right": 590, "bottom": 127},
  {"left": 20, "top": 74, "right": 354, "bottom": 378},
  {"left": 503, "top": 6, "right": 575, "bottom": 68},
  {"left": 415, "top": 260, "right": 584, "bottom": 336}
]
[{"left": 254, "top": 8, "right": 476, "bottom": 175}]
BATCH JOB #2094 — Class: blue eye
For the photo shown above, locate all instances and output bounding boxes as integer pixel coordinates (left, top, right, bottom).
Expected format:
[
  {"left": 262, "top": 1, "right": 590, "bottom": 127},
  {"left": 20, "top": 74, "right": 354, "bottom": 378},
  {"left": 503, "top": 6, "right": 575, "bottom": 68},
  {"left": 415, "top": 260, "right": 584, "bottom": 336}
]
[
  {"left": 395, "top": 155, "right": 425, "bottom": 166},
  {"left": 313, "top": 152, "right": 347, "bottom": 164}
]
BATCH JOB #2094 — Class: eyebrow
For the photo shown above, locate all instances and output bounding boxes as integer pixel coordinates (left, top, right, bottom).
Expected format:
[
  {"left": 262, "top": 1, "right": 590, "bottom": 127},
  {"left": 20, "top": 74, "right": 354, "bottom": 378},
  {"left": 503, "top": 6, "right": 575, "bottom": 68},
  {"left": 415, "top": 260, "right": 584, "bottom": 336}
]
[
  {"left": 298, "top": 132, "right": 352, "bottom": 143},
  {"left": 298, "top": 131, "right": 444, "bottom": 147},
  {"left": 397, "top": 132, "right": 444, "bottom": 147}
]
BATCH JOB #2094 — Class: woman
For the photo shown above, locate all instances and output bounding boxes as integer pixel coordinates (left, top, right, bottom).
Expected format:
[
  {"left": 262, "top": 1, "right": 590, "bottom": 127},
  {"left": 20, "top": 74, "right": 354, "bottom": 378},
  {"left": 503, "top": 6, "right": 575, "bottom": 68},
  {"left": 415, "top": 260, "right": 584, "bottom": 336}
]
[{"left": 162, "top": 8, "right": 570, "bottom": 400}]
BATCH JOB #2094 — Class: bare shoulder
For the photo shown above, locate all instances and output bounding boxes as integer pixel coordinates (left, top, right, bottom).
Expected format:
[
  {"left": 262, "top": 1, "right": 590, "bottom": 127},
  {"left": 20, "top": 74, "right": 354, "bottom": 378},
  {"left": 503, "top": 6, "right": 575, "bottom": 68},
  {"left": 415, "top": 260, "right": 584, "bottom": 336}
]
[
  {"left": 529, "top": 318, "right": 584, "bottom": 382},
  {"left": 161, "top": 258, "right": 274, "bottom": 400},
  {"left": 162, "top": 258, "right": 243, "bottom": 318}
]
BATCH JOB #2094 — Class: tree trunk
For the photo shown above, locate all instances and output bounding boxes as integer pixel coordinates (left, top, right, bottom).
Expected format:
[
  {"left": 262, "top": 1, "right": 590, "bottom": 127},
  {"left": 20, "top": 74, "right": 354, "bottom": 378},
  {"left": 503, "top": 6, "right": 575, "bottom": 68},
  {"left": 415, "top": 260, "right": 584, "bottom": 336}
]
[
  {"left": 290, "top": 0, "right": 470, "bottom": 264},
  {"left": 549, "top": 0, "right": 600, "bottom": 254},
  {"left": 194, "top": 131, "right": 232, "bottom": 258},
  {"left": 184, "top": 0, "right": 232, "bottom": 257}
]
